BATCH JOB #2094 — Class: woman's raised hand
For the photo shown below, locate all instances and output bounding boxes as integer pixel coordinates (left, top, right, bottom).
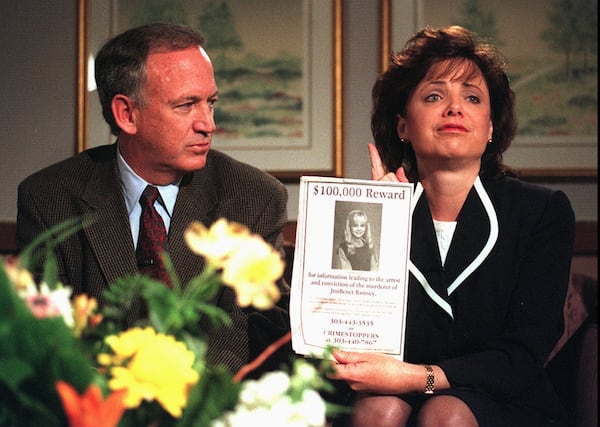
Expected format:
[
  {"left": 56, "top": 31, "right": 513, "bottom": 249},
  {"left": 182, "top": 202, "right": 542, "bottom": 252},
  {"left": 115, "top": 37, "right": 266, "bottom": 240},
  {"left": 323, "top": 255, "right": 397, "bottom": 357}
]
[{"left": 368, "top": 143, "right": 408, "bottom": 182}]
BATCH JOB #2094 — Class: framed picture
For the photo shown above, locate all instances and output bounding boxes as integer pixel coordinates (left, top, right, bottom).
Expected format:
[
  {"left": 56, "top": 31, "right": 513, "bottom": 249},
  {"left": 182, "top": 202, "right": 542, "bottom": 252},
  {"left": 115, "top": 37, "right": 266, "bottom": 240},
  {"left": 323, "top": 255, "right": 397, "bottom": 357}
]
[
  {"left": 77, "top": 0, "right": 343, "bottom": 182},
  {"left": 380, "top": 0, "right": 597, "bottom": 180}
]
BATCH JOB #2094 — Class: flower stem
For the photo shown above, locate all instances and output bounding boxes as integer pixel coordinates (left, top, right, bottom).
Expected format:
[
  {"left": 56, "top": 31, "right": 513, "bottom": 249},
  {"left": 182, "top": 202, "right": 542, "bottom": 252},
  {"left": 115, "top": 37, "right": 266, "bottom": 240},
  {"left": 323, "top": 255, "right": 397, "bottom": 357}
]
[{"left": 233, "top": 331, "right": 292, "bottom": 382}]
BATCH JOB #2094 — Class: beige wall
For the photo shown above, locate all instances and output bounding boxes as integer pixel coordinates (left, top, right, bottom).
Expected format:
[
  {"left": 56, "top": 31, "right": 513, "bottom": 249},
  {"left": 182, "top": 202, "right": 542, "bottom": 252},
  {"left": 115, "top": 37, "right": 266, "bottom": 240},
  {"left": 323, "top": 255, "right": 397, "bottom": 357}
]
[{"left": 1, "top": 1, "right": 597, "bottom": 225}]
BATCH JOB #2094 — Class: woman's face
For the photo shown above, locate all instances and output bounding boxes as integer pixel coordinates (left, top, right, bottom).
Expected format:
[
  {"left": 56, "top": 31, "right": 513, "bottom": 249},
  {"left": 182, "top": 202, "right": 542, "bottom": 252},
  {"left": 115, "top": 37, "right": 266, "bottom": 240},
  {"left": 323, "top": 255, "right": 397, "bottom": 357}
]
[{"left": 397, "top": 59, "right": 493, "bottom": 174}]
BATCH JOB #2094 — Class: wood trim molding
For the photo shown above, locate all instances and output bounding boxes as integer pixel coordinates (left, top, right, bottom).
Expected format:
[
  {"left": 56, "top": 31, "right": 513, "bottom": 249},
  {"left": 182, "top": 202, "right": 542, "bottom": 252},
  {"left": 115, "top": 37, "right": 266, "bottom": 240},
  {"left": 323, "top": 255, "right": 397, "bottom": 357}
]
[
  {"left": 573, "top": 221, "right": 598, "bottom": 256},
  {"left": 283, "top": 220, "right": 597, "bottom": 256},
  {"left": 1, "top": 220, "right": 597, "bottom": 256},
  {"left": 0, "top": 221, "right": 17, "bottom": 254}
]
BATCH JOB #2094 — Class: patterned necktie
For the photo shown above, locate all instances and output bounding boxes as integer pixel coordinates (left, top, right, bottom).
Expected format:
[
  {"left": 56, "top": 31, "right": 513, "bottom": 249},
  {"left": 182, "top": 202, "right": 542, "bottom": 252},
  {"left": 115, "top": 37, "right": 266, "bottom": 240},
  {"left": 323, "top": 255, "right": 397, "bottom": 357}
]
[{"left": 136, "top": 185, "right": 171, "bottom": 286}]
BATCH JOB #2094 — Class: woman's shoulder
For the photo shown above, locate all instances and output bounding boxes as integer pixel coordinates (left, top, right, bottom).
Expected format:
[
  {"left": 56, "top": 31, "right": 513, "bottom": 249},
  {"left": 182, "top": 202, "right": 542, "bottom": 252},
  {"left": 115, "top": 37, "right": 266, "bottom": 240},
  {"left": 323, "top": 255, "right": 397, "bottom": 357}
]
[
  {"left": 484, "top": 175, "right": 568, "bottom": 200},
  {"left": 483, "top": 175, "right": 574, "bottom": 218}
]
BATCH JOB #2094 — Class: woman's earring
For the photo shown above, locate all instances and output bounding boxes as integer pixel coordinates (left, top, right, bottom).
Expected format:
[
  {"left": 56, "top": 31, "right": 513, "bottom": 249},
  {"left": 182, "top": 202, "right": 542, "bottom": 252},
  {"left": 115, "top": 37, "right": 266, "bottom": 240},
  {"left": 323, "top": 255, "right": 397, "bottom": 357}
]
[
  {"left": 400, "top": 138, "right": 407, "bottom": 143},
  {"left": 487, "top": 138, "right": 493, "bottom": 144}
]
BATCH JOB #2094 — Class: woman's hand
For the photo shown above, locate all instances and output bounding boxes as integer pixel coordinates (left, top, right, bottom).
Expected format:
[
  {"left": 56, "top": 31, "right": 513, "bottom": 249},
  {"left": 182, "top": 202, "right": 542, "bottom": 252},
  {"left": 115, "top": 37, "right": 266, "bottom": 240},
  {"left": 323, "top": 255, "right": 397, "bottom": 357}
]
[
  {"left": 368, "top": 143, "right": 408, "bottom": 182},
  {"left": 327, "top": 349, "right": 420, "bottom": 394}
]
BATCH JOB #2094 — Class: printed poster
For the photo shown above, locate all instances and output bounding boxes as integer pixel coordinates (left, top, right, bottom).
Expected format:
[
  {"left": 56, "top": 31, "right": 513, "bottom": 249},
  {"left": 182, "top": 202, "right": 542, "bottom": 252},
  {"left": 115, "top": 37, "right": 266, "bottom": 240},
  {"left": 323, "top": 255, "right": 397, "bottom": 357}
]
[{"left": 290, "top": 176, "right": 413, "bottom": 359}]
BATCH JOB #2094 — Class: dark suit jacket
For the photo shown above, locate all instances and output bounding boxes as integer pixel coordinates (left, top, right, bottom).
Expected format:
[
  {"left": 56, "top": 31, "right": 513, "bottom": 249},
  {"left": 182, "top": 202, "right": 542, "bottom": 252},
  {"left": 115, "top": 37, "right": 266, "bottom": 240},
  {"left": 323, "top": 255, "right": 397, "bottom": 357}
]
[
  {"left": 405, "top": 176, "right": 575, "bottom": 421},
  {"left": 16, "top": 143, "right": 290, "bottom": 374}
]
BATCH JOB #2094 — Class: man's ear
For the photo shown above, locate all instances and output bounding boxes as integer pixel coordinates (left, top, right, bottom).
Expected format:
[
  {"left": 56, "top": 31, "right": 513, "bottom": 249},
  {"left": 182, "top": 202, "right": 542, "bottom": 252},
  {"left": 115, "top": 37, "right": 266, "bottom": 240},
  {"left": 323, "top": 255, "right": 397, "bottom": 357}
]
[{"left": 112, "top": 94, "right": 137, "bottom": 135}]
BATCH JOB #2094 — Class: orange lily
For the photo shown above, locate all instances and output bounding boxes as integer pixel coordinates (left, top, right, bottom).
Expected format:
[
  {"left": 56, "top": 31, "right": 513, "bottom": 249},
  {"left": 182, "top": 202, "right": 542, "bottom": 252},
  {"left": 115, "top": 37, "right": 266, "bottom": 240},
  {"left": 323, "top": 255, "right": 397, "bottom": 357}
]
[{"left": 56, "top": 381, "right": 126, "bottom": 427}]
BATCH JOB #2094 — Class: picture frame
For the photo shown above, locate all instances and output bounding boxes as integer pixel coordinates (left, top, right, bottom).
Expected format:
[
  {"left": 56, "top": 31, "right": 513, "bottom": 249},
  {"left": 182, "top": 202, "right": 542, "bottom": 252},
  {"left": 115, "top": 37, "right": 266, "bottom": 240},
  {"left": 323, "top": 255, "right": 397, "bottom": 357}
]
[
  {"left": 380, "top": 0, "right": 597, "bottom": 181},
  {"left": 77, "top": 0, "right": 343, "bottom": 182}
]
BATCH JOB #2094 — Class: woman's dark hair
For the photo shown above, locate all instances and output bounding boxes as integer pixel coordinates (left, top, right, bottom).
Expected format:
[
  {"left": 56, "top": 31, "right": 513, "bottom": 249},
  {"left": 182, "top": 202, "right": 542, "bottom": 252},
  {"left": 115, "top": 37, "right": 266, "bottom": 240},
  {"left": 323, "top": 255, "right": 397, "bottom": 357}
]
[
  {"left": 371, "top": 25, "right": 517, "bottom": 180},
  {"left": 94, "top": 22, "right": 205, "bottom": 135}
]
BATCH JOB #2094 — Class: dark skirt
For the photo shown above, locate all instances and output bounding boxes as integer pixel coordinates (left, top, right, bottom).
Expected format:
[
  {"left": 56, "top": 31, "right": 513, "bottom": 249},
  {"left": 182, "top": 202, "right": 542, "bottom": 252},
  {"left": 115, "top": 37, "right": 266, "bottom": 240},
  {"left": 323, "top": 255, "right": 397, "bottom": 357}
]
[{"left": 329, "top": 386, "right": 568, "bottom": 427}]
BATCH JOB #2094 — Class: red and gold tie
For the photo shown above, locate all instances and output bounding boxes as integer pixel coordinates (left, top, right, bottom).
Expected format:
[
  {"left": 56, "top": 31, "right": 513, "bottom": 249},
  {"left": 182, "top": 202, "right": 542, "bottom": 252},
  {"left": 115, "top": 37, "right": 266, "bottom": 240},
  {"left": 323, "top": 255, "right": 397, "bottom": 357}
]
[{"left": 136, "top": 185, "right": 171, "bottom": 286}]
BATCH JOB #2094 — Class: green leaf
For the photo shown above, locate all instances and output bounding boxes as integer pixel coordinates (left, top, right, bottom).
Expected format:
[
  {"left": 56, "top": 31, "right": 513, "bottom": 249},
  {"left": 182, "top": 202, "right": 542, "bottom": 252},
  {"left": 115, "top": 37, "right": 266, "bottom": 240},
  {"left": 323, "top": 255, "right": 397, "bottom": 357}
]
[
  {"left": 0, "top": 273, "right": 96, "bottom": 427},
  {"left": 177, "top": 367, "right": 241, "bottom": 427},
  {"left": 182, "top": 266, "right": 222, "bottom": 302},
  {"left": 18, "top": 215, "right": 95, "bottom": 287}
]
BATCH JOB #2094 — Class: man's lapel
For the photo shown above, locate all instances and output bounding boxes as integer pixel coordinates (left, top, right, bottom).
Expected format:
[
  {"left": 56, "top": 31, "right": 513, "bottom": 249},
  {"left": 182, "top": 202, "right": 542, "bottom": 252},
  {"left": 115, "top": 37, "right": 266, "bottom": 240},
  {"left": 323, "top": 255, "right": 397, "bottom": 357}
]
[
  {"left": 80, "top": 148, "right": 138, "bottom": 285},
  {"left": 169, "top": 170, "right": 218, "bottom": 286}
]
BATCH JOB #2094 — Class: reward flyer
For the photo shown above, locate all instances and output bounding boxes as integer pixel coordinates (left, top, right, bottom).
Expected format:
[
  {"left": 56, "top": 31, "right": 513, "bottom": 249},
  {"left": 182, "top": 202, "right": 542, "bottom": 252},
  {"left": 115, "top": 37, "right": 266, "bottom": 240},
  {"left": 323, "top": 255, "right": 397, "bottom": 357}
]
[{"left": 290, "top": 176, "right": 413, "bottom": 359}]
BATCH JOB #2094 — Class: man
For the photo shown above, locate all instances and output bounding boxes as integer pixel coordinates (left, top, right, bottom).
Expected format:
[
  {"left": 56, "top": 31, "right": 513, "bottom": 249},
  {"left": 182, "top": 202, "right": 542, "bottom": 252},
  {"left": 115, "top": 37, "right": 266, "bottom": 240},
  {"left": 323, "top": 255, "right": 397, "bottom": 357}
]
[{"left": 16, "top": 23, "right": 290, "bottom": 375}]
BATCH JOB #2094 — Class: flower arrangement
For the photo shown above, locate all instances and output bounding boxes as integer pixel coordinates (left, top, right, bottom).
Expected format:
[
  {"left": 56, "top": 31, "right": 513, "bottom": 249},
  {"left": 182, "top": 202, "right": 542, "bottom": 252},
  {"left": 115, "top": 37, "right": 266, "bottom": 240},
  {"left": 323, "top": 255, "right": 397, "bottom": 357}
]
[{"left": 0, "top": 219, "right": 338, "bottom": 427}]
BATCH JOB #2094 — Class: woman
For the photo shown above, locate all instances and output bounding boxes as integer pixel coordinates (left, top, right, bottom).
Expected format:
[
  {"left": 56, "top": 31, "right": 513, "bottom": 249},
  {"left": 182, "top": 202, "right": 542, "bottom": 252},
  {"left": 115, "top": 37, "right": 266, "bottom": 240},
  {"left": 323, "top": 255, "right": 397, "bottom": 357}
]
[
  {"left": 328, "top": 26, "right": 574, "bottom": 427},
  {"left": 334, "top": 209, "right": 378, "bottom": 271}
]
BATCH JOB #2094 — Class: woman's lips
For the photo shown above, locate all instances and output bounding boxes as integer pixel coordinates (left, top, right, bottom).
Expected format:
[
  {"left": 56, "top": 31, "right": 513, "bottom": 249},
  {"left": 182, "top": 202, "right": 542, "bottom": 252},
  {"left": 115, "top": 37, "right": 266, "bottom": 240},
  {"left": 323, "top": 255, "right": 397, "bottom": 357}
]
[{"left": 439, "top": 123, "right": 467, "bottom": 132}]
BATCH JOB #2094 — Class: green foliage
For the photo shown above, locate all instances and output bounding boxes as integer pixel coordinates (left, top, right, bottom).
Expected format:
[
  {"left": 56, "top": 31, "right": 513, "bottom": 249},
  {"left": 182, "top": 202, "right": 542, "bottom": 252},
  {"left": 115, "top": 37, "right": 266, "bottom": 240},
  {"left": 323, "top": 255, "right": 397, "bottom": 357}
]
[
  {"left": 457, "top": 0, "right": 503, "bottom": 46},
  {"left": 0, "top": 264, "right": 96, "bottom": 427},
  {"left": 19, "top": 215, "right": 92, "bottom": 289},
  {"left": 197, "top": 0, "right": 242, "bottom": 53},
  {"left": 120, "top": 0, "right": 304, "bottom": 142},
  {"left": 178, "top": 366, "right": 241, "bottom": 427},
  {"left": 540, "top": 0, "right": 597, "bottom": 77},
  {"left": 511, "top": 59, "right": 597, "bottom": 136},
  {"left": 129, "top": 0, "right": 187, "bottom": 27},
  {"left": 568, "top": 94, "right": 597, "bottom": 108},
  {"left": 100, "top": 261, "right": 231, "bottom": 341},
  {"left": 2, "top": 214, "right": 336, "bottom": 426}
]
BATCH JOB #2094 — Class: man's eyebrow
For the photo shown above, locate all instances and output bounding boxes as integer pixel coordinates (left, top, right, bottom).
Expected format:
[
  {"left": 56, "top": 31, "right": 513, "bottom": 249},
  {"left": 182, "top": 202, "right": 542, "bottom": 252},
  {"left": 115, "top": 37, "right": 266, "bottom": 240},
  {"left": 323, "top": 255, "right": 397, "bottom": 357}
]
[
  {"left": 172, "top": 92, "right": 219, "bottom": 104},
  {"left": 172, "top": 96, "right": 200, "bottom": 104}
]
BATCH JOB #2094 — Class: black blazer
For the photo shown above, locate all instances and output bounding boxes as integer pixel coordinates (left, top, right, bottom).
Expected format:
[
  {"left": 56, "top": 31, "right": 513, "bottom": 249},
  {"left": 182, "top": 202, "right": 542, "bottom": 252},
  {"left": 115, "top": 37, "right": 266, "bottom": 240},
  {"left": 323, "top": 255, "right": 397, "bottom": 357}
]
[
  {"left": 405, "top": 176, "right": 575, "bottom": 419},
  {"left": 17, "top": 143, "right": 290, "bottom": 374}
]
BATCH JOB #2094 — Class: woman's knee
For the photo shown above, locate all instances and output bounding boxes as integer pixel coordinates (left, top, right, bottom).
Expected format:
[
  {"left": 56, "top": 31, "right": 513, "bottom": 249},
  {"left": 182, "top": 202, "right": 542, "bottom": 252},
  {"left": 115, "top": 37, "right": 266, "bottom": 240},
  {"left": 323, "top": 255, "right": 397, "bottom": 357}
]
[
  {"left": 351, "top": 394, "right": 411, "bottom": 427},
  {"left": 417, "top": 396, "right": 478, "bottom": 427}
]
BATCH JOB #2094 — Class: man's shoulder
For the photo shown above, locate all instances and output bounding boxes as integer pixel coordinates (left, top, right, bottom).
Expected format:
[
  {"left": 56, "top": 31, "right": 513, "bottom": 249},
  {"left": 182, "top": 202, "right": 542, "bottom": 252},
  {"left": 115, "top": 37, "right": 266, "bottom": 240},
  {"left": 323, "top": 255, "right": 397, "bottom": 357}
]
[{"left": 205, "top": 149, "right": 285, "bottom": 191}]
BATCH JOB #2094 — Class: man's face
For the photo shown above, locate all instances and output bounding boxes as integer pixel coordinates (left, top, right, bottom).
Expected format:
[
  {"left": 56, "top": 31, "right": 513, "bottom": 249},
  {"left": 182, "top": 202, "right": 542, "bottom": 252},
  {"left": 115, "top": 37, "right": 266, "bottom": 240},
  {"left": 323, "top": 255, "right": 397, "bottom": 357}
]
[{"left": 124, "top": 46, "right": 218, "bottom": 184}]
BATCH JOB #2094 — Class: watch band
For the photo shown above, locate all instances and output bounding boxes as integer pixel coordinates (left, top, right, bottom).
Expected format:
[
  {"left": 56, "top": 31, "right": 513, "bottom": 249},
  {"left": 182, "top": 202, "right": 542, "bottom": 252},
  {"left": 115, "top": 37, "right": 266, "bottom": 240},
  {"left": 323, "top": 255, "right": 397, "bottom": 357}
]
[{"left": 424, "top": 364, "right": 435, "bottom": 394}]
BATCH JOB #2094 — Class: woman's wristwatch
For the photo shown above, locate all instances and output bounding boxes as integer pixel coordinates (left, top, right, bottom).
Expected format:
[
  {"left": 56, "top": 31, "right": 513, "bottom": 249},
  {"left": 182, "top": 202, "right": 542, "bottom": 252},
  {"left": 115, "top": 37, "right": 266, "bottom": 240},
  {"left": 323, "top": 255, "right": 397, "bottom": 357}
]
[{"left": 424, "top": 364, "right": 435, "bottom": 394}]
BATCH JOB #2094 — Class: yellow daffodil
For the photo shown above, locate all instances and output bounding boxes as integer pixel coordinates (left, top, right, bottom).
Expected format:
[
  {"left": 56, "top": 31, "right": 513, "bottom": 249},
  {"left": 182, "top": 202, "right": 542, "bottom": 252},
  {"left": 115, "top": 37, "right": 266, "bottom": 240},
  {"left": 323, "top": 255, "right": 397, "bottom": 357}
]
[
  {"left": 222, "top": 236, "right": 283, "bottom": 309},
  {"left": 184, "top": 220, "right": 284, "bottom": 310},
  {"left": 184, "top": 219, "right": 251, "bottom": 267},
  {"left": 97, "top": 327, "right": 199, "bottom": 418}
]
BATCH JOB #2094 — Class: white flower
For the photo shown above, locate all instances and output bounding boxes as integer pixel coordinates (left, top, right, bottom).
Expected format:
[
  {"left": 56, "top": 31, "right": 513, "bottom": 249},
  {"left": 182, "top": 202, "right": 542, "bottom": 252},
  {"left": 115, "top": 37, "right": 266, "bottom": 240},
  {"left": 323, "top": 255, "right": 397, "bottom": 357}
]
[
  {"left": 213, "top": 362, "right": 328, "bottom": 427},
  {"left": 296, "top": 389, "right": 327, "bottom": 426},
  {"left": 216, "top": 406, "right": 271, "bottom": 426},
  {"left": 21, "top": 282, "right": 74, "bottom": 328},
  {"left": 239, "top": 371, "right": 290, "bottom": 407}
]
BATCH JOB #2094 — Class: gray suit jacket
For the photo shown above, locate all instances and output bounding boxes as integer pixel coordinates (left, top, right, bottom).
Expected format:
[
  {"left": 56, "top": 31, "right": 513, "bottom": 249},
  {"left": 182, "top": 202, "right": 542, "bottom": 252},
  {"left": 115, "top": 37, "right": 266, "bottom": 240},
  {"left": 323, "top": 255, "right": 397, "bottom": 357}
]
[{"left": 17, "top": 143, "right": 290, "bottom": 374}]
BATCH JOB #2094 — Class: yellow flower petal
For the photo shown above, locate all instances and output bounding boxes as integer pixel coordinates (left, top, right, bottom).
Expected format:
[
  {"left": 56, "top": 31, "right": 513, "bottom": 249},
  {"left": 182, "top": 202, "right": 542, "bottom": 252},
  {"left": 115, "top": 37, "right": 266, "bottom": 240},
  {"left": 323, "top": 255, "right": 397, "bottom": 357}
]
[{"left": 102, "top": 327, "right": 199, "bottom": 418}]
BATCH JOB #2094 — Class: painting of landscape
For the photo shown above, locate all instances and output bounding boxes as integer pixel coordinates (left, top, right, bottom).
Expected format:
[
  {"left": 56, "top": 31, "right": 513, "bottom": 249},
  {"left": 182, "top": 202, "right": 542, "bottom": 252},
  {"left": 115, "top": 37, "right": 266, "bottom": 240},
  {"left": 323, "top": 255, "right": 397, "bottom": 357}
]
[
  {"left": 382, "top": 0, "right": 593, "bottom": 175},
  {"left": 116, "top": 0, "right": 304, "bottom": 148},
  {"left": 422, "top": 0, "right": 597, "bottom": 141}
]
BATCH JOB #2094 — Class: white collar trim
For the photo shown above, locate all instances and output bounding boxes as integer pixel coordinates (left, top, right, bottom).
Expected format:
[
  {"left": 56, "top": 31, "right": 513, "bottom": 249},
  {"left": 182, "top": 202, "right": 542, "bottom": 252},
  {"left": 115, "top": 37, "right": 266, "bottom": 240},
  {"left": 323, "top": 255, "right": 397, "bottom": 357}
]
[{"left": 408, "top": 177, "right": 499, "bottom": 318}]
